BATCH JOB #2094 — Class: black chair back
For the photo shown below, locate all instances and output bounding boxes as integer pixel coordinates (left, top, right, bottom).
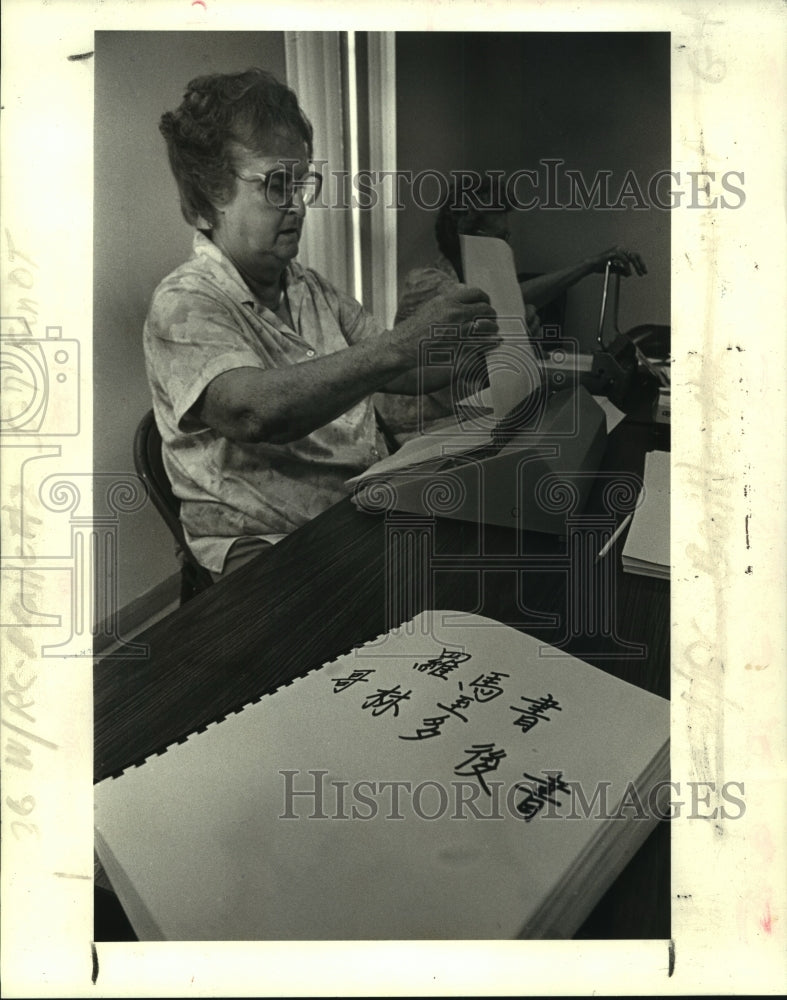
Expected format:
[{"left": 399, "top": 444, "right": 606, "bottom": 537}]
[{"left": 133, "top": 410, "right": 213, "bottom": 603}]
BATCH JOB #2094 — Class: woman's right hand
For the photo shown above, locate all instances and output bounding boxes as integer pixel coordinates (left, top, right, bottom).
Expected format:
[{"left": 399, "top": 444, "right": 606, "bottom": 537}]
[{"left": 391, "top": 285, "right": 499, "bottom": 366}]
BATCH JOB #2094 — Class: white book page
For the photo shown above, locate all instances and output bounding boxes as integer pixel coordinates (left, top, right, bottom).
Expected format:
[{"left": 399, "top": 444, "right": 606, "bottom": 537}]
[{"left": 95, "top": 611, "right": 668, "bottom": 942}]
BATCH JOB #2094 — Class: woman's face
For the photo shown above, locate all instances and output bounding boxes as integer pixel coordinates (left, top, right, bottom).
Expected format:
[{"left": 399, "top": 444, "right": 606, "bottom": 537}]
[
  {"left": 459, "top": 209, "right": 512, "bottom": 243},
  {"left": 212, "top": 132, "right": 310, "bottom": 280}
]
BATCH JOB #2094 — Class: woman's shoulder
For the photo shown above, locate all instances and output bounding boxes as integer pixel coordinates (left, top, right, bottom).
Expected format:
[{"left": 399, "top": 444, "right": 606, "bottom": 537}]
[{"left": 151, "top": 233, "right": 244, "bottom": 304}]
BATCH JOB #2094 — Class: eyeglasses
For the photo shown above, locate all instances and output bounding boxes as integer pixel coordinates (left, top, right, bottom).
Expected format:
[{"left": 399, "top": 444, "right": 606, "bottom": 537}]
[{"left": 233, "top": 166, "right": 323, "bottom": 209}]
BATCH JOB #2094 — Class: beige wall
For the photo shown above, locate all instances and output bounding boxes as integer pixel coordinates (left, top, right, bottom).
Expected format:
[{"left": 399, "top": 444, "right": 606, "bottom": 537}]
[
  {"left": 94, "top": 31, "right": 287, "bottom": 611},
  {"left": 396, "top": 32, "right": 670, "bottom": 340}
]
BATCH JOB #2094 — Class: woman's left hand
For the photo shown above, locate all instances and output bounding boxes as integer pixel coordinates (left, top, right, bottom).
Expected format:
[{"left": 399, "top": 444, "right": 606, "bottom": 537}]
[{"left": 590, "top": 246, "right": 647, "bottom": 276}]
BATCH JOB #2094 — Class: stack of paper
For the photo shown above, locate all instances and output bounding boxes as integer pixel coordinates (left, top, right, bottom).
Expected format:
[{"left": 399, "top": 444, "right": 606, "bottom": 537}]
[{"left": 622, "top": 449, "right": 670, "bottom": 579}]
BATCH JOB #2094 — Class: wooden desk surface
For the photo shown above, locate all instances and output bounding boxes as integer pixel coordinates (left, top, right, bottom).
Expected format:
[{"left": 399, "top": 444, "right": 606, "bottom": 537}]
[{"left": 95, "top": 404, "right": 670, "bottom": 939}]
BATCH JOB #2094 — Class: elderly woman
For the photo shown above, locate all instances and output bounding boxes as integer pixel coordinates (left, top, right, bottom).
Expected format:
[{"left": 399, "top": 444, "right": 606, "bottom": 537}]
[
  {"left": 145, "top": 69, "right": 497, "bottom": 578},
  {"left": 377, "top": 176, "right": 648, "bottom": 440}
]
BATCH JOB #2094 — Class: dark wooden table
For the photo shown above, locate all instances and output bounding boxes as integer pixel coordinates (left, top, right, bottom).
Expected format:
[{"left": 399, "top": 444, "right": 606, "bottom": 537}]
[{"left": 95, "top": 385, "right": 670, "bottom": 939}]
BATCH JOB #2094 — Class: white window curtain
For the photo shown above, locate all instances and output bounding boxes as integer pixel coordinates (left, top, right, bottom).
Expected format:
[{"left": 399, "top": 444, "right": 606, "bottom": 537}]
[
  {"left": 365, "top": 32, "right": 398, "bottom": 328},
  {"left": 284, "top": 32, "right": 352, "bottom": 296},
  {"left": 284, "top": 31, "right": 398, "bottom": 327}
]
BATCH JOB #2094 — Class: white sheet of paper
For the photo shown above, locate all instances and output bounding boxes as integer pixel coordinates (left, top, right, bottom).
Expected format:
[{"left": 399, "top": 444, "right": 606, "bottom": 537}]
[
  {"left": 591, "top": 395, "right": 627, "bottom": 434},
  {"left": 460, "top": 235, "right": 544, "bottom": 420}
]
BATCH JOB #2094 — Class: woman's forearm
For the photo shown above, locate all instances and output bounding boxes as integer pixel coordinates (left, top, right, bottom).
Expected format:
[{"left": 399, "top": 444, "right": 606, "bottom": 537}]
[{"left": 518, "top": 259, "right": 594, "bottom": 308}]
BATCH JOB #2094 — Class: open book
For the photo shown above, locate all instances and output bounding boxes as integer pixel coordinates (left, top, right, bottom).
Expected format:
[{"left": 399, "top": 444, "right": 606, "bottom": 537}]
[{"left": 94, "top": 611, "right": 669, "bottom": 941}]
